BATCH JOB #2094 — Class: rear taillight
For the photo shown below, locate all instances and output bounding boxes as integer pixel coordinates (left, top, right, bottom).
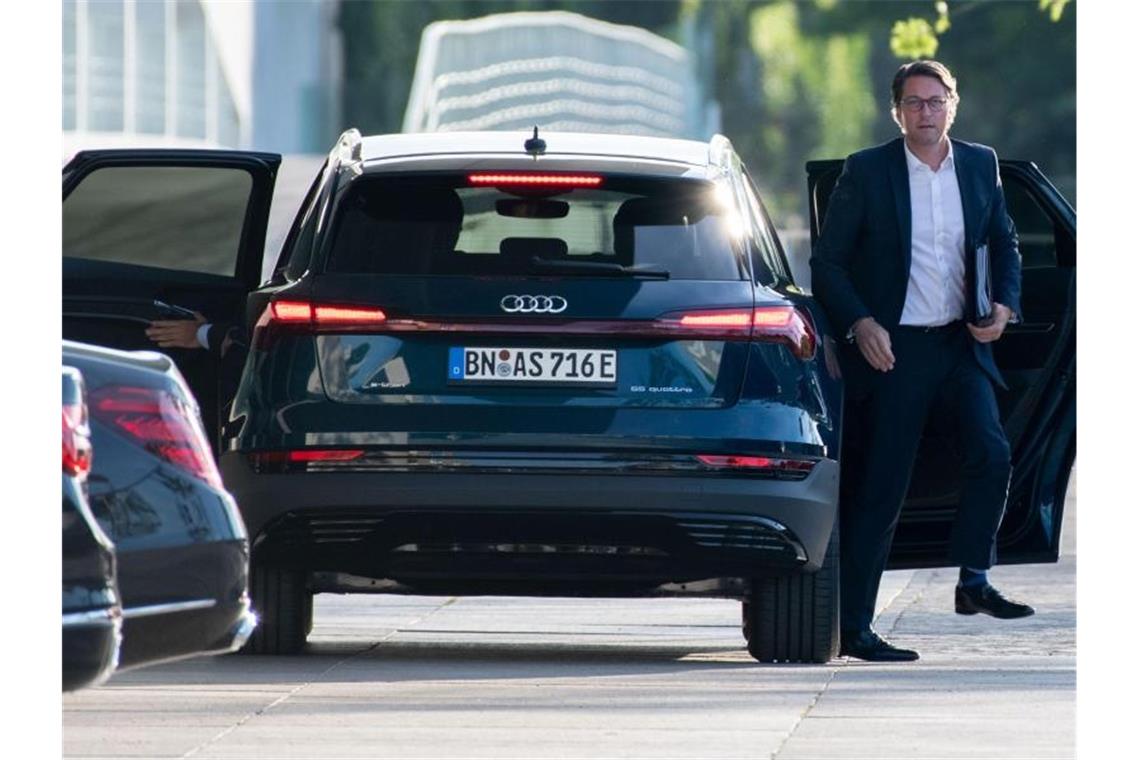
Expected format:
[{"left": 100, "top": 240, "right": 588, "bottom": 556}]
[
  {"left": 660, "top": 306, "right": 817, "bottom": 359},
  {"left": 89, "top": 385, "right": 223, "bottom": 490},
  {"left": 269, "top": 300, "right": 389, "bottom": 325},
  {"left": 251, "top": 300, "right": 815, "bottom": 359},
  {"left": 62, "top": 402, "right": 92, "bottom": 478},
  {"left": 696, "top": 454, "right": 817, "bottom": 478},
  {"left": 249, "top": 449, "right": 365, "bottom": 473},
  {"left": 254, "top": 300, "right": 389, "bottom": 348}
]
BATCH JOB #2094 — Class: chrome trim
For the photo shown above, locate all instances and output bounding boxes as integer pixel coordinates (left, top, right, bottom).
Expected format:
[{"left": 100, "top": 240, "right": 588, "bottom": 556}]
[
  {"left": 224, "top": 609, "right": 259, "bottom": 653},
  {"left": 62, "top": 607, "right": 121, "bottom": 627},
  {"left": 500, "top": 294, "right": 568, "bottom": 314},
  {"left": 121, "top": 599, "right": 216, "bottom": 620}
]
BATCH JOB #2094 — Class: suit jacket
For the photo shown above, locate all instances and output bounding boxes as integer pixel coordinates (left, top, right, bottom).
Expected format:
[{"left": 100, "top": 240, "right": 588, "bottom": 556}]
[{"left": 809, "top": 137, "right": 1021, "bottom": 397}]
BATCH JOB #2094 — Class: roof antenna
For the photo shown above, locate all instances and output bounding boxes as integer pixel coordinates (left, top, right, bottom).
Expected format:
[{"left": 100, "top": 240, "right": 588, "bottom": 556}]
[{"left": 524, "top": 126, "right": 546, "bottom": 160}]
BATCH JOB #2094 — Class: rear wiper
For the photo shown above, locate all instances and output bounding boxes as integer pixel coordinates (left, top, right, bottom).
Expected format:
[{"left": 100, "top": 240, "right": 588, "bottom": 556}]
[{"left": 529, "top": 257, "right": 670, "bottom": 279}]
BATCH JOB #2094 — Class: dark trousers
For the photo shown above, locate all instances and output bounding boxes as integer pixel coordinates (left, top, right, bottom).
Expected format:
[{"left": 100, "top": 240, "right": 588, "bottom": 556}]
[{"left": 840, "top": 323, "right": 1012, "bottom": 633}]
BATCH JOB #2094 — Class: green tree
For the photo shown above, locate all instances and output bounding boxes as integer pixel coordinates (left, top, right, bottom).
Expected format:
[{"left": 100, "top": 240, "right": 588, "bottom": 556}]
[
  {"left": 338, "top": 0, "right": 1075, "bottom": 221},
  {"left": 889, "top": 0, "right": 1071, "bottom": 61}
]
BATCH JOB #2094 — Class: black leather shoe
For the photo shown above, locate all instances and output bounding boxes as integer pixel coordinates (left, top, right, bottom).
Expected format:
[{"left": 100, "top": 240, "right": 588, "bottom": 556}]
[
  {"left": 955, "top": 583, "right": 1035, "bottom": 619},
  {"left": 839, "top": 629, "right": 919, "bottom": 662}
]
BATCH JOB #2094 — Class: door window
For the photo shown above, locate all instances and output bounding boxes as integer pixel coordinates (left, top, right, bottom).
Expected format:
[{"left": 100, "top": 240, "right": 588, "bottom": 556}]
[
  {"left": 63, "top": 165, "right": 253, "bottom": 277},
  {"left": 1001, "top": 175, "right": 1073, "bottom": 269}
]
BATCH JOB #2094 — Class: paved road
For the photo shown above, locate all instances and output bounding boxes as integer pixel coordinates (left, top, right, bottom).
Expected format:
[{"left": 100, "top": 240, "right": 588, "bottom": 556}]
[{"left": 63, "top": 479, "right": 1075, "bottom": 759}]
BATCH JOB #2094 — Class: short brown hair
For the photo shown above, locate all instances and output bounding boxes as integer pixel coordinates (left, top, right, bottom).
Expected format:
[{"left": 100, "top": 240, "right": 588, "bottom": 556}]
[{"left": 891, "top": 60, "right": 959, "bottom": 106}]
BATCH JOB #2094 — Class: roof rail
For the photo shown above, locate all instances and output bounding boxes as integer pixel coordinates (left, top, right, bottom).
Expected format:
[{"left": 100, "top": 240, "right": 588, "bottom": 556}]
[
  {"left": 330, "top": 128, "right": 363, "bottom": 167},
  {"left": 707, "top": 134, "right": 735, "bottom": 174}
]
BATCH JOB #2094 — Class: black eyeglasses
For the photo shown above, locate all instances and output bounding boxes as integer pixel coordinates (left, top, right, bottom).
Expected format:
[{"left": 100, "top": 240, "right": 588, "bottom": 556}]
[{"left": 898, "top": 96, "right": 951, "bottom": 113}]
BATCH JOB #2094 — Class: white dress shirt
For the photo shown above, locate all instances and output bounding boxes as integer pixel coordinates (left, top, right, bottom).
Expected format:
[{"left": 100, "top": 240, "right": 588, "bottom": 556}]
[{"left": 899, "top": 141, "right": 967, "bottom": 327}]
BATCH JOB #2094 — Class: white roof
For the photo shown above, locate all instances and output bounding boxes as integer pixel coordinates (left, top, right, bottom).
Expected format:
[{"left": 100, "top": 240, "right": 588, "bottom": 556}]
[{"left": 359, "top": 131, "right": 716, "bottom": 171}]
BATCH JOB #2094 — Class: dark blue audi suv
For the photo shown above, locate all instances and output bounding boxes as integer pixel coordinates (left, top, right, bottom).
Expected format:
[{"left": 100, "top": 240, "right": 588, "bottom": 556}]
[{"left": 63, "top": 130, "right": 1074, "bottom": 663}]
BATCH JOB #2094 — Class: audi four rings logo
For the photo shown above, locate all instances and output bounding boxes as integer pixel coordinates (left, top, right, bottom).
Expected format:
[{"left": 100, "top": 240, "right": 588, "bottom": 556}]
[{"left": 500, "top": 295, "right": 568, "bottom": 314}]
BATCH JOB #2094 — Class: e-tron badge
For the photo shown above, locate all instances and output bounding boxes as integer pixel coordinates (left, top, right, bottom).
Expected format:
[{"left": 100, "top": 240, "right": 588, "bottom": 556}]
[{"left": 500, "top": 295, "right": 568, "bottom": 314}]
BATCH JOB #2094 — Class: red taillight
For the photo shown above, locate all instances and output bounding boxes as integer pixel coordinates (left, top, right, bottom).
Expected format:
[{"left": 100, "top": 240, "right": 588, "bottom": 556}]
[
  {"left": 313, "top": 304, "right": 387, "bottom": 324},
  {"left": 697, "top": 454, "right": 817, "bottom": 476},
  {"left": 267, "top": 300, "right": 387, "bottom": 326},
  {"left": 255, "top": 300, "right": 389, "bottom": 348},
  {"left": 257, "top": 449, "right": 365, "bottom": 463},
  {"left": 271, "top": 300, "right": 313, "bottom": 323},
  {"left": 90, "top": 386, "right": 223, "bottom": 490},
  {"left": 249, "top": 449, "right": 365, "bottom": 472},
  {"left": 678, "top": 310, "right": 753, "bottom": 329},
  {"left": 468, "top": 173, "right": 603, "bottom": 187},
  {"left": 664, "top": 306, "right": 816, "bottom": 359},
  {"left": 62, "top": 403, "right": 92, "bottom": 478},
  {"left": 751, "top": 306, "right": 816, "bottom": 359}
]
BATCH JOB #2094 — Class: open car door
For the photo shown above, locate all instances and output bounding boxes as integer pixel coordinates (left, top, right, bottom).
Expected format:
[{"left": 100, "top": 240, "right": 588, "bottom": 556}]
[
  {"left": 806, "top": 158, "right": 1075, "bottom": 567},
  {"left": 63, "top": 150, "right": 280, "bottom": 450}
]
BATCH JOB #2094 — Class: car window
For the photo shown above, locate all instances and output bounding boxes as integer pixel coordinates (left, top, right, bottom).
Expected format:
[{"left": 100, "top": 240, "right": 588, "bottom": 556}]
[
  {"left": 63, "top": 165, "right": 252, "bottom": 277},
  {"left": 275, "top": 163, "right": 330, "bottom": 282},
  {"left": 741, "top": 171, "right": 790, "bottom": 286},
  {"left": 1001, "top": 173, "right": 1070, "bottom": 269},
  {"left": 323, "top": 174, "right": 748, "bottom": 281}
]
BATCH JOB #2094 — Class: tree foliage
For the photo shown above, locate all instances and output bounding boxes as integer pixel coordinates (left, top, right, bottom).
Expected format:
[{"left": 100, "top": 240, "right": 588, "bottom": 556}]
[
  {"left": 338, "top": 0, "right": 1075, "bottom": 222},
  {"left": 889, "top": 0, "right": 1070, "bottom": 62}
]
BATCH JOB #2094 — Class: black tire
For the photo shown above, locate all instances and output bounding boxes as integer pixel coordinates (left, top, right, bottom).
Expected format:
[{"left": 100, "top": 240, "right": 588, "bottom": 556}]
[
  {"left": 743, "top": 518, "right": 840, "bottom": 663},
  {"left": 302, "top": 590, "right": 314, "bottom": 637},
  {"left": 242, "top": 565, "right": 309, "bottom": 655}
]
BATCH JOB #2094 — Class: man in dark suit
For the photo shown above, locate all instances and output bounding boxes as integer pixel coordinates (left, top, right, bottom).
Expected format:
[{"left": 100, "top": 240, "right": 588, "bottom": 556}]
[{"left": 810, "top": 60, "right": 1034, "bottom": 662}]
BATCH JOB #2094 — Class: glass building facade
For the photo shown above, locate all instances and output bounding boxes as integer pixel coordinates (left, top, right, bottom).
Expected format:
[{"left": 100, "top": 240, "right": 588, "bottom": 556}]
[{"left": 63, "top": 0, "right": 243, "bottom": 147}]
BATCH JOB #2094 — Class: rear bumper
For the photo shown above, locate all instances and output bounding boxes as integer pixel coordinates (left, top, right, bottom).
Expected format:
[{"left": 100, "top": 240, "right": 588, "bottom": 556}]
[
  {"left": 62, "top": 607, "right": 121, "bottom": 691},
  {"left": 118, "top": 595, "right": 254, "bottom": 670},
  {"left": 221, "top": 453, "right": 839, "bottom": 593}
]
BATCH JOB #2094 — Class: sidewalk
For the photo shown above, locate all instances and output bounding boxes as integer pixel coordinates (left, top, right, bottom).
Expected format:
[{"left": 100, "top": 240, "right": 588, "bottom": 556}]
[{"left": 776, "top": 474, "right": 1077, "bottom": 759}]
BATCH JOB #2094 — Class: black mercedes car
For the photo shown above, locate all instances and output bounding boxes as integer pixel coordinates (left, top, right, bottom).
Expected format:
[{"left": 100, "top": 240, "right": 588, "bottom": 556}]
[
  {"left": 62, "top": 130, "right": 1074, "bottom": 663},
  {"left": 61, "top": 341, "right": 256, "bottom": 670},
  {"left": 62, "top": 365, "right": 121, "bottom": 691}
]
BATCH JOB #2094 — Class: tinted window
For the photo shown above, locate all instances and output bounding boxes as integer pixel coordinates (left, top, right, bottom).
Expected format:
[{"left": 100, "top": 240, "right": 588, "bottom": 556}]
[
  {"left": 1002, "top": 175, "right": 1064, "bottom": 269},
  {"left": 63, "top": 165, "right": 252, "bottom": 277},
  {"left": 740, "top": 172, "right": 787, "bottom": 285},
  {"left": 324, "top": 175, "right": 747, "bottom": 281}
]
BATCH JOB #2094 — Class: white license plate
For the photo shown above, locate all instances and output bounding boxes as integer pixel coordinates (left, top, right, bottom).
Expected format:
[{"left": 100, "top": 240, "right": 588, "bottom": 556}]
[{"left": 448, "top": 347, "right": 617, "bottom": 385}]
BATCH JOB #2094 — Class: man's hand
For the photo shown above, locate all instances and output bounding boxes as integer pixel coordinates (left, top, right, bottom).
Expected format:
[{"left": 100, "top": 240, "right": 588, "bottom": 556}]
[
  {"left": 852, "top": 317, "right": 895, "bottom": 372},
  {"left": 967, "top": 302, "right": 1013, "bottom": 344},
  {"left": 146, "top": 311, "right": 207, "bottom": 349}
]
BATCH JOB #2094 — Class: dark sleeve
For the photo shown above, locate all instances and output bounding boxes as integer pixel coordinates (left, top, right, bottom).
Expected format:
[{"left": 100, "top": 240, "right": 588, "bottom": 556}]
[
  {"left": 986, "top": 148, "right": 1022, "bottom": 321},
  {"left": 809, "top": 155, "right": 873, "bottom": 335}
]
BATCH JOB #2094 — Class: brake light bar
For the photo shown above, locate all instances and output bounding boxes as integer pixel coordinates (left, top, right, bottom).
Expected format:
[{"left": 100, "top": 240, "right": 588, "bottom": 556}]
[
  {"left": 256, "top": 301, "right": 814, "bottom": 360},
  {"left": 468, "top": 173, "right": 603, "bottom": 187},
  {"left": 256, "top": 449, "right": 365, "bottom": 463},
  {"left": 696, "top": 454, "right": 817, "bottom": 476},
  {"left": 249, "top": 449, "right": 366, "bottom": 472},
  {"left": 314, "top": 305, "right": 388, "bottom": 323},
  {"left": 90, "top": 385, "right": 224, "bottom": 490},
  {"left": 678, "top": 311, "right": 752, "bottom": 329}
]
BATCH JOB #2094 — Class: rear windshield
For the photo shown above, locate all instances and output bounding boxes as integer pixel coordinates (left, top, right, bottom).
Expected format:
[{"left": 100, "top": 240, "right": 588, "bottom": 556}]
[{"left": 324, "top": 174, "right": 747, "bottom": 280}]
